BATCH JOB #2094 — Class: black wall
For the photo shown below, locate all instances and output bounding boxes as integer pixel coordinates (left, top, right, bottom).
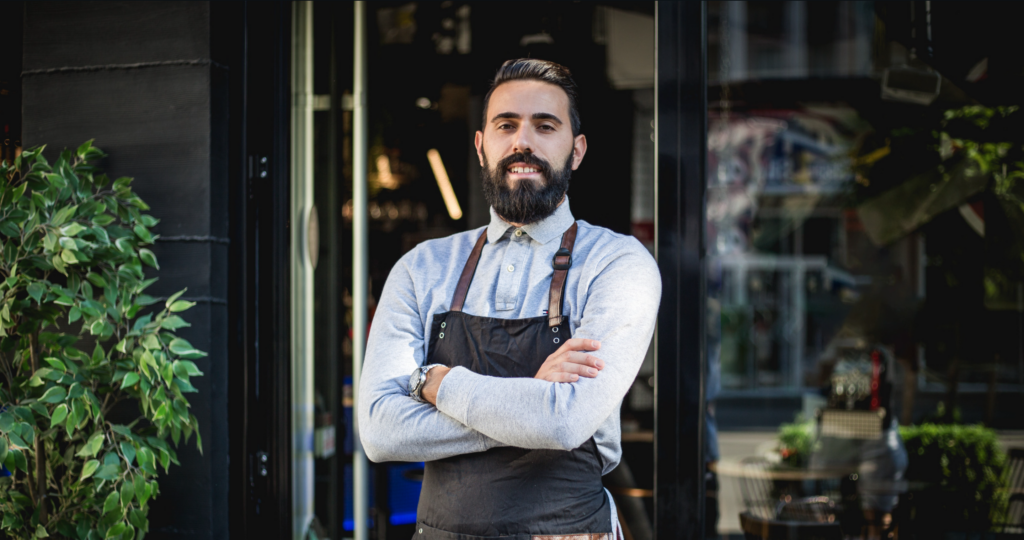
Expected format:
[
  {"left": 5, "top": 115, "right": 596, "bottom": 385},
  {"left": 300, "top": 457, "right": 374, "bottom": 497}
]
[{"left": 22, "top": 2, "right": 231, "bottom": 538}]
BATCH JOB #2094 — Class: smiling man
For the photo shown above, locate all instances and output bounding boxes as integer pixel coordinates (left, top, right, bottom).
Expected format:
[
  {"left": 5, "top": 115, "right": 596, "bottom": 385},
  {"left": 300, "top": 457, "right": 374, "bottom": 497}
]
[{"left": 358, "top": 59, "right": 661, "bottom": 540}]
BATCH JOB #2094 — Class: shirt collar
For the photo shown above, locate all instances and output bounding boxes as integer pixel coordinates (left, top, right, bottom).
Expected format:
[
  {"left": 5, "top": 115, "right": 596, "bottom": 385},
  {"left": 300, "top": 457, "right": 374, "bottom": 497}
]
[{"left": 486, "top": 196, "right": 575, "bottom": 245}]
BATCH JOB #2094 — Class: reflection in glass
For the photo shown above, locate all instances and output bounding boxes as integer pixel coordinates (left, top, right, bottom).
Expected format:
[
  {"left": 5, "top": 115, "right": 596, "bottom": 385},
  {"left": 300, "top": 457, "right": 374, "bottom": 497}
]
[{"left": 707, "top": 2, "right": 1024, "bottom": 539}]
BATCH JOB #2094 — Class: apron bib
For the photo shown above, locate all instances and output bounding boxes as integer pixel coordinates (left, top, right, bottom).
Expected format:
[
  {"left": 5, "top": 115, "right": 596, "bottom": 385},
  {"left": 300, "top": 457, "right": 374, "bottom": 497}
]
[{"left": 416, "top": 223, "right": 611, "bottom": 539}]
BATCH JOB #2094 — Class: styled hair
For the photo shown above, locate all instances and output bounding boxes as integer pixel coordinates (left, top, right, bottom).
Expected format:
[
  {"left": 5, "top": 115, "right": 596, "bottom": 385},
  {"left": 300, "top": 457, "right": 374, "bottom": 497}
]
[{"left": 482, "top": 58, "right": 581, "bottom": 137}]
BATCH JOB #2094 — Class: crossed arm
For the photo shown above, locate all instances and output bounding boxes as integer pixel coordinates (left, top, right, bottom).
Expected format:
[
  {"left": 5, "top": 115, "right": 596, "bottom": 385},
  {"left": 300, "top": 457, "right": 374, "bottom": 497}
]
[{"left": 357, "top": 239, "right": 661, "bottom": 463}]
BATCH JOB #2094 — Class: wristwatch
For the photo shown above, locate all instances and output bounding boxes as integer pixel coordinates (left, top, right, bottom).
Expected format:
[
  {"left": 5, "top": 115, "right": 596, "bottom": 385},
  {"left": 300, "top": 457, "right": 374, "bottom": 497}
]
[{"left": 409, "top": 364, "right": 442, "bottom": 403}]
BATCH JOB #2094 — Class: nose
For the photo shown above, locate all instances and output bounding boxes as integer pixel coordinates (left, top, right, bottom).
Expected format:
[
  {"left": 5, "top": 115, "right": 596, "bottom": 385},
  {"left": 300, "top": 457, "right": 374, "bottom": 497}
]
[{"left": 511, "top": 125, "right": 533, "bottom": 155}]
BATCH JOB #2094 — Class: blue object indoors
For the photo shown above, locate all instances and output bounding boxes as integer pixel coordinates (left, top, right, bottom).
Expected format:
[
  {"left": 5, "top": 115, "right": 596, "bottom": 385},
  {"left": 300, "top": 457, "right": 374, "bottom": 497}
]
[{"left": 343, "top": 377, "right": 423, "bottom": 530}]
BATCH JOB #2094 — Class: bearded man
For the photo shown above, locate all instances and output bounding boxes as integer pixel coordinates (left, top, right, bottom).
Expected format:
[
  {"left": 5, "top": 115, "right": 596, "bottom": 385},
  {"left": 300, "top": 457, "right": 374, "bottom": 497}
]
[{"left": 359, "top": 58, "right": 661, "bottom": 540}]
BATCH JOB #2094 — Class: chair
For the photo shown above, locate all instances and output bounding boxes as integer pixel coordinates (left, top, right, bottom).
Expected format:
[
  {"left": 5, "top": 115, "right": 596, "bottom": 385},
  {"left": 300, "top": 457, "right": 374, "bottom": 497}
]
[
  {"left": 1002, "top": 449, "right": 1024, "bottom": 534},
  {"left": 739, "top": 511, "right": 843, "bottom": 540}
]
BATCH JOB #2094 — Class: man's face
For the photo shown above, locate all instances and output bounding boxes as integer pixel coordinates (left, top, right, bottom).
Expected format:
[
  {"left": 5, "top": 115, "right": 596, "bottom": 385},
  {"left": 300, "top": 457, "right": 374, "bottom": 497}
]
[{"left": 475, "top": 80, "right": 587, "bottom": 224}]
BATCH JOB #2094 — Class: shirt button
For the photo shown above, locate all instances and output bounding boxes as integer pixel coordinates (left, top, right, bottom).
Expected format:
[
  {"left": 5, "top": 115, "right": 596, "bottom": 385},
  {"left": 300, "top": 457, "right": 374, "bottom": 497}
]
[
  {"left": 507, "top": 265, "right": 515, "bottom": 272},
  {"left": 515, "top": 229, "right": 523, "bottom": 237}
]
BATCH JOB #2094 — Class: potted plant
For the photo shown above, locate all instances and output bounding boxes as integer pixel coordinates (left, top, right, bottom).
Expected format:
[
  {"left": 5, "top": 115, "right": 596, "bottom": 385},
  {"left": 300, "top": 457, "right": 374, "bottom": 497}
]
[{"left": 0, "top": 142, "right": 204, "bottom": 539}]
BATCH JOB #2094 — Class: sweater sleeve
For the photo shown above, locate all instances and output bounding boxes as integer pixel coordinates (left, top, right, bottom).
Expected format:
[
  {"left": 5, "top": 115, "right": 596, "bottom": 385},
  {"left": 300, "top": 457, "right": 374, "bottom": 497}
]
[
  {"left": 434, "top": 237, "right": 661, "bottom": 451},
  {"left": 357, "top": 251, "right": 505, "bottom": 462}
]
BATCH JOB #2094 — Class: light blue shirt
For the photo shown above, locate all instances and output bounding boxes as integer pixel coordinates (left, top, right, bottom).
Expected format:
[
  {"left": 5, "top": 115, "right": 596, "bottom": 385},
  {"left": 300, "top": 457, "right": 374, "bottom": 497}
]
[{"left": 358, "top": 198, "right": 661, "bottom": 473}]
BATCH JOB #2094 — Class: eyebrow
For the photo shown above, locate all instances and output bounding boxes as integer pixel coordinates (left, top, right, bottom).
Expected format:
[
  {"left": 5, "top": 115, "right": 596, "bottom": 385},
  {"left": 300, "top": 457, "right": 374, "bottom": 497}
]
[{"left": 490, "top": 111, "right": 564, "bottom": 125}]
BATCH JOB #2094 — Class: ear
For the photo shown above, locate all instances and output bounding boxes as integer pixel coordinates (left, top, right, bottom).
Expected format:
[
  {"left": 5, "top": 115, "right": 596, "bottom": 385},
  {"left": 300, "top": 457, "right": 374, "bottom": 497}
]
[
  {"left": 474, "top": 131, "right": 485, "bottom": 167},
  {"left": 571, "top": 134, "right": 588, "bottom": 170}
]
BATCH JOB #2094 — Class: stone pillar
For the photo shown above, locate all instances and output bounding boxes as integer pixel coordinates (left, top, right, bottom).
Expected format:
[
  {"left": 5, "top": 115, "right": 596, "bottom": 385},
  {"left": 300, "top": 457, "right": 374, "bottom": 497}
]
[{"left": 22, "top": 2, "right": 230, "bottom": 538}]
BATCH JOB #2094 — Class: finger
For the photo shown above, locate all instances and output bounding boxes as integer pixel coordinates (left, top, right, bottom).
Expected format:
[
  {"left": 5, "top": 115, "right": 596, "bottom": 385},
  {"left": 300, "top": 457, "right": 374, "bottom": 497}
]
[
  {"left": 558, "top": 361, "right": 599, "bottom": 377},
  {"left": 553, "top": 338, "right": 601, "bottom": 356},
  {"left": 544, "top": 372, "right": 579, "bottom": 383},
  {"left": 559, "top": 351, "right": 606, "bottom": 370}
]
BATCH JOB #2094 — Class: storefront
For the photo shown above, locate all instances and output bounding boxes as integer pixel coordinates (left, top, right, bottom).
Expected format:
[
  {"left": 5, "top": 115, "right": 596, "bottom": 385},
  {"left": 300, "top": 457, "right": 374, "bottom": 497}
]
[{"left": 5, "top": 2, "right": 1023, "bottom": 539}]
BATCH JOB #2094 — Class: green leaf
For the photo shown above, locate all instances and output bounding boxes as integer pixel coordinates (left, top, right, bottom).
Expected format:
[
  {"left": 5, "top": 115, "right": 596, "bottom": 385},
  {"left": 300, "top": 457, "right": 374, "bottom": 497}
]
[
  {"left": 92, "top": 213, "right": 116, "bottom": 226},
  {"left": 133, "top": 224, "right": 153, "bottom": 243},
  {"left": 50, "top": 404, "right": 69, "bottom": 428},
  {"left": 95, "top": 464, "right": 119, "bottom": 481},
  {"left": 76, "top": 138, "right": 94, "bottom": 157},
  {"left": 168, "top": 300, "right": 195, "bottom": 313},
  {"left": 173, "top": 377, "right": 198, "bottom": 393},
  {"left": 45, "top": 357, "right": 67, "bottom": 371},
  {"left": 106, "top": 522, "right": 127, "bottom": 539},
  {"left": 35, "top": 524, "right": 48, "bottom": 538},
  {"left": 60, "top": 222, "right": 86, "bottom": 237},
  {"left": 164, "top": 289, "right": 186, "bottom": 308},
  {"left": 0, "top": 437, "right": 7, "bottom": 464},
  {"left": 61, "top": 249, "right": 79, "bottom": 264},
  {"left": 0, "top": 412, "right": 14, "bottom": 432},
  {"left": 132, "top": 475, "right": 146, "bottom": 506},
  {"left": 8, "top": 431, "right": 28, "bottom": 449},
  {"left": 159, "top": 315, "right": 190, "bottom": 330},
  {"left": 121, "top": 372, "right": 140, "bottom": 389},
  {"left": 52, "top": 254, "right": 67, "bottom": 275},
  {"left": 142, "top": 334, "right": 161, "bottom": 350},
  {"left": 11, "top": 181, "right": 28, "bottom": 203},
  {"left": 68, "top": 382, "right": 85, "bottom": 399},
  {"left": 137, "top": 446, "right": 156, "bottom": 474},
  {"left": 69, "top": 306, "right": 82, "bottom": 323},
  {"left": 138, "top": 248, "right": 159, "bottom": 269},
  {"left": 120, "top": 480, "right": 136, "bottom": 507},
  {"left": 39, "top": 386, "right": 68, "bottom": 403},
  {"left": 115, "top": 237, "right": 133, "bottom": 253},
  {"left": 120, "top": 442, "right": 136, "bottom": 465},
  {"left": 51, "top": 204, "right": 78, "bottom": 227},
  {"left": 77, "top": 432, "right": 104, "bottom": 458},
  {"left": 86, "top": 272, "right": 107, "bottom": 287},
  {"left": 80, "top": 459, "right": 100, "bottom": 481},
  {"left": 102, "top": 490, "right": 120, "bottom": 514},
  {"left": 27, "top": 282, "right": 45, "bottom": 303},
  {"left": 12, "top": 448, "right": 27, "bottom": 471}
]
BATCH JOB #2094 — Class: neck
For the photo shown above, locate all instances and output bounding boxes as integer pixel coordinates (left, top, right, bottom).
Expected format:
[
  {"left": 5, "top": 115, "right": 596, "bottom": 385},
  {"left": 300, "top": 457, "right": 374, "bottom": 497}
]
[{"left": 499, "top": 194, "right": 566, "bottom": 228}]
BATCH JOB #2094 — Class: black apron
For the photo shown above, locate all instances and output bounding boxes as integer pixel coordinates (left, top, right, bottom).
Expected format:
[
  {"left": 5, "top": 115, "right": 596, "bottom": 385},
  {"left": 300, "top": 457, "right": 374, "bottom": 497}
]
[{"left": 416, "top": 223, "right": 611, "bottom": 540}]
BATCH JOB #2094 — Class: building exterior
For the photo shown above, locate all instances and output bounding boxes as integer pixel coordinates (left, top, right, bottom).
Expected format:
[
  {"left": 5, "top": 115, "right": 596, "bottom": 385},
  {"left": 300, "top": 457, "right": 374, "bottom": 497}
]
[{"left": 4, "top": 2, "right": 1022, "bottom": 539}]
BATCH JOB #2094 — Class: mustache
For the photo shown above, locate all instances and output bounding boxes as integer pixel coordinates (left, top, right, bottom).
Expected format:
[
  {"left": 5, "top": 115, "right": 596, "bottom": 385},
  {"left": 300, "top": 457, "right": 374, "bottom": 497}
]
[{"left": 495, "top": 152, "right": 554, "bottom": 181}]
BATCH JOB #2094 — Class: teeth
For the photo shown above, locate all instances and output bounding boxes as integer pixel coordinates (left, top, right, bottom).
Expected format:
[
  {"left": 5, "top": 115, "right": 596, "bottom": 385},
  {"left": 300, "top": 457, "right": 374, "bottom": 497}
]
[{"left": 510, "top": 167, "right": 539, "bottom": 174}]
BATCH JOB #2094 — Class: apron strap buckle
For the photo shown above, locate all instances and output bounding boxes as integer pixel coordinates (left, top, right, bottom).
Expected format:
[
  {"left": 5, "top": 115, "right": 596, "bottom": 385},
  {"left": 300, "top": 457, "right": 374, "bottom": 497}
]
[{"left": 552, "top": 247, "right": 573, "bottom": 270}]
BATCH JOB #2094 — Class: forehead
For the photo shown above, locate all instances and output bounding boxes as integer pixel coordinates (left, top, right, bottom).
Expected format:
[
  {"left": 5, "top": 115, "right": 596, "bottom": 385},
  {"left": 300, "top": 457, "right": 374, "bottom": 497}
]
[{"left": 486, "top": 80, "right": 570, "bottom": 121}]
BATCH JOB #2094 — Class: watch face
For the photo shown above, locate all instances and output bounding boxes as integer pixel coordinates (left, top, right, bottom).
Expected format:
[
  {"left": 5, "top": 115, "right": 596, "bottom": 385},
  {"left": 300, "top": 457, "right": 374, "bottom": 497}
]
[{"left": 409, "top": 369, "right": 421, "bottom": 393}]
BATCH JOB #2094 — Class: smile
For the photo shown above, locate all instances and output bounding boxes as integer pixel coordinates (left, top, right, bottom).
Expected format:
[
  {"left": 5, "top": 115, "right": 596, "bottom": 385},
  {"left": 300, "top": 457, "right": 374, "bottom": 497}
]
[{"left": 508, "top": 165, "right": 541, "bottom": 174}]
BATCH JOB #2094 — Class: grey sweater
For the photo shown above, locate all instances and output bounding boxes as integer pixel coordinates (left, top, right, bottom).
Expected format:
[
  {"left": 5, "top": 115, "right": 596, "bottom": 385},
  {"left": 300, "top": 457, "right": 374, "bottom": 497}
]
[{"left": 358, "top": 199, "right": 661, "bottom": 473}]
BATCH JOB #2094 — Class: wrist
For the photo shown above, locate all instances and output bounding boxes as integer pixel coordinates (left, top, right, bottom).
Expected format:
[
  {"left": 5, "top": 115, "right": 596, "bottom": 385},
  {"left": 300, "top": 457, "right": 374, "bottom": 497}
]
[{"left": 423, "top": 365, "right": 451, "bottom": 406}]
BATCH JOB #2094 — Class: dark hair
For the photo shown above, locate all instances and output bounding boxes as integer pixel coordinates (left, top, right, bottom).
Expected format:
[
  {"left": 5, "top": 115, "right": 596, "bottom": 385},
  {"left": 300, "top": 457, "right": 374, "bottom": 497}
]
[{"left": 482, "top": 58, "right": 581, "bottom": 136}]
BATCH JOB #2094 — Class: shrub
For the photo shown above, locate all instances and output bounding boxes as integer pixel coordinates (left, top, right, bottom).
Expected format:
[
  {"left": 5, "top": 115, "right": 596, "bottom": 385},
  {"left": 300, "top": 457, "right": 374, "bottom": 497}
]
[
  {"left": 898, "top": 423, "right": 1010, "bottom": 533},
  {"left": 0, "top": 142, "right": 205, "bottom": 539}
]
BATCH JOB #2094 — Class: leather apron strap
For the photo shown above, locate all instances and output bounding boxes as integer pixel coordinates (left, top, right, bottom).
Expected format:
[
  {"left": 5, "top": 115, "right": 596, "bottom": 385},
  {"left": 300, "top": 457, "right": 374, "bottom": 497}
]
[
  {"left": 450, "top": 229, "right": 488, "bottom": 312},
  {"left": 548, "top": 222, "right": 577, "bottom": 327},
  {"left": 450, "top": 223, "right": 579, "bottom": 325}
]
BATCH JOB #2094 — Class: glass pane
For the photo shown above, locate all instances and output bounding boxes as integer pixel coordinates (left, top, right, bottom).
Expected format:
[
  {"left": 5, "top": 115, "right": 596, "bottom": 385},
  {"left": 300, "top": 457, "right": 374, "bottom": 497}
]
[{"left": 706, "top": 2, "right": 1024, "bottom": 538}]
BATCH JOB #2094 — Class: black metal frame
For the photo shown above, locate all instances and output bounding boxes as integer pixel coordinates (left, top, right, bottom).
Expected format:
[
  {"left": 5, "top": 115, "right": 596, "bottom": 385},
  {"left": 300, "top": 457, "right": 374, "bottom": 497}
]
[
  {"left": 227, "top": 3, "right": 293, "bottom": 538},
  {"left": 655, "top": 2, "right": 707, "bottom": 538}
]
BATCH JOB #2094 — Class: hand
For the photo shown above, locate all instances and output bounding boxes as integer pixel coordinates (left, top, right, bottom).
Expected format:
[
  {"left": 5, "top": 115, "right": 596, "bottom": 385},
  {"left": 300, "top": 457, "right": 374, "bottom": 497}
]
[
  {"left": 534, "top": 338, "right": 605, "bottom": 383},
  {"left": 422, "top": 365, "right": 451, "bottom": 406}
]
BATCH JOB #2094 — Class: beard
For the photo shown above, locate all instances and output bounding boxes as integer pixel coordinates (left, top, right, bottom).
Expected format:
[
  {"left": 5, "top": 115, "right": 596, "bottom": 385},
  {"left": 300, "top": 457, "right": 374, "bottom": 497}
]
[{"left": 480, "top": 149, "right": 574, "bottom": 225}]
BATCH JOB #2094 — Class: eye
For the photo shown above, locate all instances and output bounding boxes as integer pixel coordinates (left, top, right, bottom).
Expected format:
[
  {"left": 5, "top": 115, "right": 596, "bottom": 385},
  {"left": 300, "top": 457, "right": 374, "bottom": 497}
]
[
  {"left": 496, "top": 123, "right": 516, "bottom": 131},
  {"left": 538, "top": 124, "right": 556, "bottom": 132}
]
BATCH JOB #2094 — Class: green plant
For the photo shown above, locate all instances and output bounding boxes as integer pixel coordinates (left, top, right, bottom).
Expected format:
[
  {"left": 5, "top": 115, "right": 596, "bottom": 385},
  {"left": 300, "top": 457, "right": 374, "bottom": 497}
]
[
  {"left": 776, "top": 415, "right": 816, "bottom": 468},
  {"left": 0, "top": 142, "right": 205, "bottom": 539},
  {"left": 899, "top": 423, "right": 1010, "bottom": 533}
]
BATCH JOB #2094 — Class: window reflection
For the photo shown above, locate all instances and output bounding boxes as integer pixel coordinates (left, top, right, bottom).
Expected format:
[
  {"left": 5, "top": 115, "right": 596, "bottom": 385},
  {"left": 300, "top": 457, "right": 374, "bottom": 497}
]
[{"left": 707, "top": 2, "right": 1024, "bottom": 539}]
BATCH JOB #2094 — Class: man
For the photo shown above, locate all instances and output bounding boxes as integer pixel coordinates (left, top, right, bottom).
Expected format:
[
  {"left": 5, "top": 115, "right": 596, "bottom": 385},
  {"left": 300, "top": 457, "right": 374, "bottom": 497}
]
[{"left": 359, "top": 58, "right": 661, "bottom": 540}]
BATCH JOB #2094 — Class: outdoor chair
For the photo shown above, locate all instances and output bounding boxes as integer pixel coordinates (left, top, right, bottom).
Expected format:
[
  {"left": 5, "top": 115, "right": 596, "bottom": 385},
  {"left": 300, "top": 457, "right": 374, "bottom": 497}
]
[{"left": 1002, "top": 449, "right": 1024, "bottom": 534}]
